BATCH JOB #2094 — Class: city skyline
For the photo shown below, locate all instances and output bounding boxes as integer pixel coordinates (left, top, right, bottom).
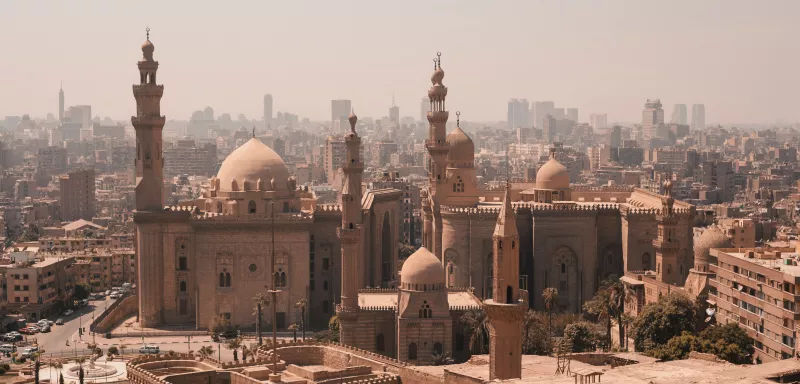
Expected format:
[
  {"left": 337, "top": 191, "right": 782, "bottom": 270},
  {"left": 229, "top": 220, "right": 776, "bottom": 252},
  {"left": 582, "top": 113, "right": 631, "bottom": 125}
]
[{"left": 1, "top": 0, "right": 798, "bottom": 125}]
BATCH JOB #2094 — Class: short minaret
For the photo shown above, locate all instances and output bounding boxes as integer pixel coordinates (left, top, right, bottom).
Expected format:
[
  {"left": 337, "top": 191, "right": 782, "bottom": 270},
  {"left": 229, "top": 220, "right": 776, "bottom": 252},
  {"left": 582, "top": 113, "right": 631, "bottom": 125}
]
[
  {"left": 132, "top": 27, "right": 165, "bottom": 211},
  {"left": 337, "top": 111, "right": 363, "bottom": 345},
  {"left": 484, "top": 186, "right": 525, "bottom": 380},
  {"left": 654, "top": 179, "right": 682, "bottom": 285}
]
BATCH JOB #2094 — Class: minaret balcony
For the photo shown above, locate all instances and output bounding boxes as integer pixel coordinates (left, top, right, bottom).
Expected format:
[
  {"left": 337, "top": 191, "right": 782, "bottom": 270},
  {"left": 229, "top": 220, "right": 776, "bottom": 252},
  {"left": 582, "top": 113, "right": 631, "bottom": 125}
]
[
  {"left": 652, "top": 239, "right": 679, "bottom": 249},
  {"left": 132, "top": 84, "right": 164, "bottom": 95},
  {"left": 340, "top": 163, "right": 363, "bottom": 172},
  {"left": 427, "top": 111, "right": 449, "bottom": 124},
  {"left": 337, "top": 226, "right": 361, "bottom": 243},
  {"left": 131, "top": 116, "right": 166, "bottom": 126}
]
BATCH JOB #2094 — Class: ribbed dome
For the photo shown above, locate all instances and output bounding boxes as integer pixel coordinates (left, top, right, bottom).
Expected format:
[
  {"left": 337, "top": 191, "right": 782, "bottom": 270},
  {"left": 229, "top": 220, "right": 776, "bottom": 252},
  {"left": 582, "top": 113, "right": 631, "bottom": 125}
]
[
  {"left": 216, "top": 138, "right": 289, "bottom": 192},
  {"left": 446, "top": 126, "right": 474, "bottom": 167},
  {"left": 536, "top": 158, "right": 569, "bottom": 190},
  {"left": 401, "top": 247, "right": 445, "bottom": 288},
  {"left": 694, "top": 227, "right": 731, "bottom": 266}
]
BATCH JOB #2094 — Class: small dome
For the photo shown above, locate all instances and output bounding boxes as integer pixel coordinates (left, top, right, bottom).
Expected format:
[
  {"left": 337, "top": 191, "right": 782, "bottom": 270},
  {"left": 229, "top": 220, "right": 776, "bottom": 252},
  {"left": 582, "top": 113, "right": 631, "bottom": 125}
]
[
  {"left": 141, "top": 39, "right": 154, "bottom": 59},
  {"left": 694, "top": 227, "right": 731, "bottom": 266},
  {"left": 446, "top": 126, "right": 474, "bottom": 167},
  {"left": 401, "top": 247, "right": 444, "bottom": 288},
  {"left": 348, "top": 111, "right": 358, "bottom": 127},
  {"left": 216, "top": 138, "right": 289, "bottom": 192},
  {"left": 536, "top": 158, "right": 569, "bottom": 190},
  {"left": 431, "top": 66, "right": 445, "bottom": 85}
]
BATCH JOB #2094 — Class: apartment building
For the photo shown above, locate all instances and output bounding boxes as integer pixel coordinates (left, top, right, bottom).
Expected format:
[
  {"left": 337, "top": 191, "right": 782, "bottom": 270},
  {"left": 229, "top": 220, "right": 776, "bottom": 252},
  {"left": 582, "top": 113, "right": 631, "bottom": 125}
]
[
  {"left": 709, "top": 247, "right": 800, "bottom": 363},
  {"left": 718, "top": 218, "right": 757, "bottom": 248},
  {"left": 70, "top": 249, "right": 136, "bottom": 292},
  {"left": 2, "top": 257, "right": 77, "bottom": 320}
]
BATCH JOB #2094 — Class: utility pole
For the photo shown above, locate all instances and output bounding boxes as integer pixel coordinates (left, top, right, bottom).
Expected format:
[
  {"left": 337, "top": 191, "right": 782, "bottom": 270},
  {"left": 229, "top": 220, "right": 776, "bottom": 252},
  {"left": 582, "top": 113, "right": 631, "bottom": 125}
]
[{"left": 268, "top": 200, "right": 280, "bottom": 374}]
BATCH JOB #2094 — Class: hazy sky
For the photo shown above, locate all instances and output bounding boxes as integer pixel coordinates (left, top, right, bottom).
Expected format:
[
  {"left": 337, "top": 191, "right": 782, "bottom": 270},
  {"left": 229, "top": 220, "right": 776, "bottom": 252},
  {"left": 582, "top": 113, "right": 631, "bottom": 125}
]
[{"left": 2, "top": 0, "right": 798, "bottom": 125}]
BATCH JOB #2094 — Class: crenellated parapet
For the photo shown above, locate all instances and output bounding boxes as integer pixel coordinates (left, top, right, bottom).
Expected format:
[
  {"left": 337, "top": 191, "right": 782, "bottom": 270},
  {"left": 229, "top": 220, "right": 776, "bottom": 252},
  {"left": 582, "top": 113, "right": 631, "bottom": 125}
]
[
  {"left": 358, "top": 288, "right": 398, "bottom": 293},
  {"left": 571, "top": 185, "right": 635, "bottom": 193},
  {"left": 361, "top": 305, "right": 397, "bottom": 312}
]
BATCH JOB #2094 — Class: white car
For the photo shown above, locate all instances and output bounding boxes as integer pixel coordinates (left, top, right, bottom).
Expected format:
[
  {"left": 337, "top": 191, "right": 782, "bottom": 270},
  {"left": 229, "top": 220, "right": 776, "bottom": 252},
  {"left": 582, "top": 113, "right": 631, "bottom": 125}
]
[
  {"left": 63, "top": 309, "right": 74, "bottom": 316},
  {"left": 139, "top": 345, "right": 160, "bottom": 354},
  {"left": 109, "top": 293, "right": 121, "bottom": 299}
]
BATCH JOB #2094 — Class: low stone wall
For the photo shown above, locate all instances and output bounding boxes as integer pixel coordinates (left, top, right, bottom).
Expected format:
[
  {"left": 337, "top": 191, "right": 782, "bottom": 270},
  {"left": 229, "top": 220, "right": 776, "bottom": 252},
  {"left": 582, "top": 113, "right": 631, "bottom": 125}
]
[
  {"left": 443, "top": 369, "right": 484, "bottom": 384},
  {"left": 688, "top": 351, "right": 721, "bottom": 363},
  {"left": 286, "top": 364, "right": 372, "bottom": 381},
  {"left": 93, "top": 294, "right": 138, "bottom": 334}
]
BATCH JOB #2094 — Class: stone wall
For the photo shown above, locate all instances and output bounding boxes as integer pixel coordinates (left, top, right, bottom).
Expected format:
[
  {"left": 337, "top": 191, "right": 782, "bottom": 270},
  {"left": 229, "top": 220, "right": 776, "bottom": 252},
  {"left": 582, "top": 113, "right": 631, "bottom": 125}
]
[{"left": 93, "top": 294, "right": 138, "bottom": 334}]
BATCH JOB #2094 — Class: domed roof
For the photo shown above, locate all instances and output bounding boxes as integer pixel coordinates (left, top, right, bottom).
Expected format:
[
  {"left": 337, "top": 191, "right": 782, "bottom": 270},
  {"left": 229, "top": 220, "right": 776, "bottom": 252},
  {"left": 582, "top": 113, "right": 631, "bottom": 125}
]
[
  {"left": 536, "top": 158, "right": 569, "bottom": 190},
  {"left": 446, "top": 126, "right": 474, "bottom": 166},
  {"left": 401, "top": 247, "right": 445, "bottom": 288},
  {"left": 216, "top": 138, "right": 290, "bottom": 192},
  {"left": 694, "top": 227, "right": 731, "bottom": 266}
]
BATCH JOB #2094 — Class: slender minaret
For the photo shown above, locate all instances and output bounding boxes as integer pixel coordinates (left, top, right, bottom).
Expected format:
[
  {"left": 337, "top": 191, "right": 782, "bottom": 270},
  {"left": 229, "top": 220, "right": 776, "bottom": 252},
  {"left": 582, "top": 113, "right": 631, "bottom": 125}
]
[
  {"left": 132, "top": 28, "right": 167, "bottom": 327},
  {"left": 133, "top": 27, "right": 165, "bottom": 211},
  {"left": 484, "top": 185, "right": 525, "bottom": 380},
  {"left": 58, "top": 82, "right": 64, "bottom": 122},
  {"left": 337, "top": 111, "right": 363, "bottom": 345},
  {"left": 424, "top": 52, "right": 450, "bottom": 260},
  {"left": 654, "top": 179, "right": 682, "bottom": 284}
]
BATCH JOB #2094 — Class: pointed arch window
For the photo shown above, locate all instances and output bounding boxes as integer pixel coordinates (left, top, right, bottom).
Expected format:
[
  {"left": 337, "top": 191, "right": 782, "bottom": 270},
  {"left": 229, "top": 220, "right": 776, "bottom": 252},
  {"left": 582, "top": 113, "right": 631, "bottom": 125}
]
[
  {"left": 225, "top": 272, "right": 231, "bottom": 287},
  {"left": 219, "top": 272, "right": 225, "bottom": 288},
  {"left": 248, "top": 200, "right": 257, "bottom": 214},
  {"left": 408, "top": 342, "right": 417, "bottom": 360},
  {"left": 179, "top": 281, "right": 187, "bottom": 292}
]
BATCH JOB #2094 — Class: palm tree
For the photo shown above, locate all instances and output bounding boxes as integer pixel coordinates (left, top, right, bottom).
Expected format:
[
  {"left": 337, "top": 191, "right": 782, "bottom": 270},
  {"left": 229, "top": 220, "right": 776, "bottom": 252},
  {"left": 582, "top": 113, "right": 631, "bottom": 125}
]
[
  {"left": 198, "top": 346, "right": 214, "bottom": 361},
  {"left": 288, "top": 323, "right": 299, "bottom": 342},
  {"left": 118, "top": 339, "right": 128, "bottom": 359},
  {"left": 49, "top": 360, "right": 63, "bottom": 384},
  {"left": 584, "top": 284, "right": 614, "bottom": 351},
  {"left": 542, "top": 287, "right": 559, "bottom": 337},
  {"left": 295, "top": 299, "right": 308, "bottom": 341},
  {"left": 252, "top": 293, "right": 269, "bottom": 346},
  {"left": 75, "top": 357, "right": 86, "bottom": 384},
  {"left": 459, "top": 308, "right": 489, "bottom": 354},
  {"left": 608, "top": 279, "right": 636, "bottom": 350},
  {"left": 33, "top": 353, "right": 40, "bottom": 384},
  {"left": 226, "top": 337, "right": 243, "bottom": 362}
]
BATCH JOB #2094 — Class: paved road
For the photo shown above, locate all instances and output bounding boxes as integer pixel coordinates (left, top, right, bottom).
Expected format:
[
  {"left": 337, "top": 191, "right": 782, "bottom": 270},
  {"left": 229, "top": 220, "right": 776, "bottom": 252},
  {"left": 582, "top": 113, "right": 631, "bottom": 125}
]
[{"left": 25, "top": 297, "right": 114, "bottom": 357}]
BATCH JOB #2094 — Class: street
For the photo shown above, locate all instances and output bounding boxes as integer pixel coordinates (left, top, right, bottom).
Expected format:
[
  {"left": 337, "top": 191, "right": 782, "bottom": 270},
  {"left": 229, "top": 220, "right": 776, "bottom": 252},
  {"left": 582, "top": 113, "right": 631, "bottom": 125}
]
[{"left": 28, "top": 297, "right": 113, "bottom": 357}]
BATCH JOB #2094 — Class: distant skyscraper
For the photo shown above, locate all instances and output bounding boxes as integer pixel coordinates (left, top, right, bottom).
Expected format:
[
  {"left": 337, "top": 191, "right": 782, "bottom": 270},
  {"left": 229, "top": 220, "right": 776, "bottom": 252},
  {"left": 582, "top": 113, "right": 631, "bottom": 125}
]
[
  {"left": 543, "top": 114, "right": 557, "bottom": 144},
  {"left": 203, "top": 106, "right": 214, "bottom": 121},
  {"left": 552, "top": 107, "right": 565, "bottom": 120},
  {"left": 263, "top": 94, "right": 273, "bottom": 128},
  {"left": 420, "top": 97, "right": 430, "bottom": 124},
  {"left": 590, "top": 114, "right": 607, "bottom": 130},
  {"left": 389, "top": 95, "right": 399, "bottom": 124},
  {"left": 641, "top": 99, "right": 664, "bottom": 139},
  {"left": 566, "top": 108, "right": 578, "bottom": 122},
  {"left": 533, "top": 101, "right": 555, "bottom": 128},
  {"left": 66, "top": 105, "right": 92, "bottom": 129},
  {"left": 610, "top": 125, "right": 621, "bottom": 148},
  {"left": 670, "top": 104, "right": 687, "bottom": 125},
  {"left": 507, "top": 99, "right": 530, "bottom": 129},
  {"left": 58, "top": 83, "right": 64, "bottom": 122},
  {"left": 331, "top": 99, "right": 352, "bottom": 130},
  {"left": 692, "top": 104, "right": 705, "bottom": 130}
]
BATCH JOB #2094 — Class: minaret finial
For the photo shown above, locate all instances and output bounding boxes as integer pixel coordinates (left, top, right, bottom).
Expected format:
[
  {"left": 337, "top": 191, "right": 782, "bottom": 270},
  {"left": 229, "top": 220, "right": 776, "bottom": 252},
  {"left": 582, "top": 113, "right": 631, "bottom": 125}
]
[
  {"left": 433, "top": 58, "right": 437, "bottom": 70},
  {"left": 456, "top": 111, "right": 460, "bottom": 127},
  {"left": 437, "top": 51, "right": 442, "bottom": 68},
  {"left": 252, "top": 126, "right": 256, "bottom": 138},
  {"left": 146, "top": 27, "right": 150, "bottom": 41}
]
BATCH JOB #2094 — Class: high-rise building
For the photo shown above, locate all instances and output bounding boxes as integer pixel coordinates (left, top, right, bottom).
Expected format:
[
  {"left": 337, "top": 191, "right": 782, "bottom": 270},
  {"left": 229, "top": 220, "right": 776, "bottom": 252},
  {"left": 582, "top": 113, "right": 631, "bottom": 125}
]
[
  {"left": 325, "top": 135, "right": 346, "bottom": 187},
  {"left": 67, "top": 105, "right": 92, "bottom": 129},
  {"left": 692, "top": 104, "right": 705, "bottom": 130},
  {"left": 60, "top": 169, "right": 96, "bottom": 221},
  {"left": 566, "top": 108, "right": 578, "bottom": 122},
  {"left": 507, "top": 99, "right": 530, "bottom": 129},
  {"left": 37, "top": 146, "right": 68, "bottom": 174},
  {"left": 58, "top": 83, "right": 64, "bottom": 122},
  {"left": 532, "top": 101, "right": 555, "bottom": 128},
  {"left": 263, "top": 94, "right": 273, "bottom": 128},
  {"left": 641, "top": 99, "right": 664, "bottom": 139},
  {"left": 331, "top": 99, "right": 352, "bottom": 130},
  {"left": 542, "top": 114, "right": 557, "bottom": 144},
  {"left": 163, "top": 139, "right": 218, "bottom": 177},
  {"left": 420, "top": 97, "right": 430, "bottom": 124},
  {"left": 590, "top": 113, "right": 607, "bottom": 130},
  {"left": 389, "top": 95, "right": 399, "bottom": 124},
  {"left": 670, "top": 104, "right": 687, "bottom": 125}
]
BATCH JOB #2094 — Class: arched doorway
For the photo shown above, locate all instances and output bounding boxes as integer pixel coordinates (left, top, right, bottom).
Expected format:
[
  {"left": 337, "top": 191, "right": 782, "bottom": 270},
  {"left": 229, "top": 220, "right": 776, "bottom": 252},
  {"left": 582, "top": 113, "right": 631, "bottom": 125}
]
[
  {"left": 381, "top": 212, "right": 391, "bottom": 286},
  {"left": 408, "top": 342, "right": 417, "bottom": 360},
  {"left": 642, "top": 252, "right": 652, "bottom": 270},
  {"left": 552, "top": 246, "right": 578, "bottom": 313}
]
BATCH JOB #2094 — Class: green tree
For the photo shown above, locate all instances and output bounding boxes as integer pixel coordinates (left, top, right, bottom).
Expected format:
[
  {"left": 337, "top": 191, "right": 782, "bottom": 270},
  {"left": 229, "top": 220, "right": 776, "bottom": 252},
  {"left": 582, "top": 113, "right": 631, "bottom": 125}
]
[
  {"left": 198, "top": 346, "right": 215, "bottom": 361},
  {"left": 522, "top": 311, "right": 551, "bottom": 355},
  {"left": 76, "top": 357, "right": 86, "bottom": 384},
  {"left": 699, "top": 323, "right": 754, "bottom": 364},
  {"left": 288, "top": 323, "right": 299, "bottom": 342},
  {"left": 459, "top": 308, "right": 489, "bottom": 354},
  {"left": 542, "top": 288, "right": 559, "bottom": 337},
  {"left": 328, "top": 314, "right": 340, "bottom": 334},
  {"left": 398, "top": 243, "right": 416, "bottom": 260},
  {"left": 72, "top": 283, "right": 91, "bottom": 301},
  {"left": 252, "top": 293, "right": 269, "bottom": 345},
  {"left": 563, "top": 321, "right": 600, "bottom": 352},
  {"left": 295, "top": 298, "right": 308, "bottom": 341},
  {"left": 226, "top": 337, "right": 243, "bottom": 362},
  {"left": 631, "top": 292, "right": 697, "bottom": 352},
  {"left": 431, "top": 352, "right": 454, "bottom": 366},
  {"left": 583, "top": 286, "right": 614, "bottom": 351}
]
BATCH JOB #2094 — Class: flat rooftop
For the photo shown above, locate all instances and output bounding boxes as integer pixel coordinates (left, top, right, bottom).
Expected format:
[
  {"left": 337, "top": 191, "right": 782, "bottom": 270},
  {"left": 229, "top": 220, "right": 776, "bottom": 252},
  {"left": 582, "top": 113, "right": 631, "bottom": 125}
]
[
  {"left": 357, "top": 290, "right": 481, "bottom": 310},
  {"left": 717, "top": 248, "right": 800, "bottom": 277}
]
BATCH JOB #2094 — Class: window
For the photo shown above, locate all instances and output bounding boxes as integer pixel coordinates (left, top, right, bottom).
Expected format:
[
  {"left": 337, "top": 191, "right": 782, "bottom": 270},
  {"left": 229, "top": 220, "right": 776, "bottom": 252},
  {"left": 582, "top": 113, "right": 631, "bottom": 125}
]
[
  {"left": 561, "top": 263, "right": 566, "bottom": 274},
  {"left": 433, "top": 342, "right": 443, "bottom": 355},
  {"left": 506, "top": 286, "right": 513, "bottom": 304},
  {"left": 219, "top": 273, "right": 225, "bottom": 287},
  {"left": 178, "top": 257, "right": 188, "bottom": 271},
  {"left": 559, "top": 281, "right": 568, "bottom": 292},
  {"left": 408, "top": 343, "right": 418, "bottom": 360},
  {"left": 179, "top": 299, "right": 188, "bottom": 316},
  {"left": 280, "top": 272, "right": 287, "bottom": 287},
  {"left": 225, "top": 272, "right": 231, "bottom": 287},
  {"left": 376, "top": 334, "right": 385, "bottom": 352},
  {"left": 248, "top": 200, "right": 257, "bottom": 214},
  {"left": 323, "top": 280, "right": 328, "bottom": 291},
  {"left": 179, "top": 281, "right": 187, "bottom": 292},
  {"left": 323, "top": 258, "right": 330, "bottom": 271},
  {"left": 283, "top": 202, "right": 290, "bottom": 212}
]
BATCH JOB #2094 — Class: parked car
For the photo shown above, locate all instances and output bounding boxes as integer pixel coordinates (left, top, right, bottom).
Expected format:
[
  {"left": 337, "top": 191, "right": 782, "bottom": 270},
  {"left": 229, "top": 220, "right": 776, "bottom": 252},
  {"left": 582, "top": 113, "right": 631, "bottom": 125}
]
[
  {"left": 4, "top": 332, "right": 22, "bottom": 342},
  {"left": 40, "top": 325, "right": 50, "bottom": 333},
  {"left": 21, "top": 347, "right": 39, "bottom": 358},
  {"left": 0, "top": 344, "right": 16, "bottom": 353},
  {"left": 109, "top": 293, "right": 121, "bottom": 299},
  {"left": 63, "top": 309, "right": 74, "bottom": 316},
  {"left": 104, "top": 290, "right": 111, "bottom": 296},
  {"left": 139, "top": 345, "right": 159, "bottom": 354},
  {"left": 19, "top": 328, "right": 36, "bottom": 335},
  {"left": 55, "top": 318, "right": 64, "bottom": 325}
]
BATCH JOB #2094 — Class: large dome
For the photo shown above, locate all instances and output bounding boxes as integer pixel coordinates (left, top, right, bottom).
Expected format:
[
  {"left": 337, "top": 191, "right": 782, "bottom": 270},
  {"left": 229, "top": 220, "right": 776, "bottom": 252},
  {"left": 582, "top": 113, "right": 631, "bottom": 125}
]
[
  {"left": 216, "top": 138, "right": 290, "bottom": 192},
  {"left": 694, "top": 226, "right": 731, "bottom": 266},
  {"left": 536, "top": 158, "right": 569, "bottom": 190},
  {"left": 401, "top": 247, "right": 445, "bottom": 289},
  {"left": 446, "top": 126, "right": 474, "bottom": 167}
]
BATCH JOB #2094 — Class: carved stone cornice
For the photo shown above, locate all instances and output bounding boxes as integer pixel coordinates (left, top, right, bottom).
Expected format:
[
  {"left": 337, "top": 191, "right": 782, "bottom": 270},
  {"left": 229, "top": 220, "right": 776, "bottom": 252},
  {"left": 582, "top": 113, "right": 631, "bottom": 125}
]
[{"left": 483, "top": 299, "right": 526, "bottom": 322}]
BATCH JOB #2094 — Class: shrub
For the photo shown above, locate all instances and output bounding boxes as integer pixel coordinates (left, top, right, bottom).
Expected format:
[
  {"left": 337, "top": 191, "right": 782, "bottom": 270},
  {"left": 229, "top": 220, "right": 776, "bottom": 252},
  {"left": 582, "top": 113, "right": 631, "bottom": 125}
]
[
  {"left": 0, "top": 367, "right": 6, "bottom": 375},
  {"left": 108, "top": 346, "right": 119, "bottom": 355},
  {"left": 1, "top": 363, "right": 10, "bottom": 371}
]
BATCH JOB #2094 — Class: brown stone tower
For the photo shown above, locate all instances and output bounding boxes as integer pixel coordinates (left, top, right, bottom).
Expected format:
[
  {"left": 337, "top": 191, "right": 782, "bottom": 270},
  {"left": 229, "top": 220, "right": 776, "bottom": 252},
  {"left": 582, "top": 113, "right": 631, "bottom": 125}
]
[
  {"left": 424, "top": 52, "right": 450, "bottom": 260},
  {"left": 132, "top": 28, "right": 168, "bottom": 327},
  {"left": 337, "top": 111, "right": 362, "bottom": 344},
  {"left": 654, "top": 179, "right": 682, "bottom": 285},
  {"left": 484, "top": 186, "right": 525, "bottom": 380}
]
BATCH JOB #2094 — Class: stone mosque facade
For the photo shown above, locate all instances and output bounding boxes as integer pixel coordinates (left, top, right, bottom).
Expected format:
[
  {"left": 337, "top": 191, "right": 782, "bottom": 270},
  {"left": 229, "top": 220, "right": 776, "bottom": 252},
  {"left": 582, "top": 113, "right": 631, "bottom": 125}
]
[{"left": 132, "top": 34, "right": 403, "bottom": 331}]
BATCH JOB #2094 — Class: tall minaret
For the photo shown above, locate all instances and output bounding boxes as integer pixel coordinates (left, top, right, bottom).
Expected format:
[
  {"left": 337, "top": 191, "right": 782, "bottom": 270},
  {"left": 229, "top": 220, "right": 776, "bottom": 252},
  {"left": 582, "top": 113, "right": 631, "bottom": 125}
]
[
  {"left": 654, "top": 179, "right": 682, "bottom": 284},
  {"left": 424, "top": 52, "right": 450, "bottom": 260},
  {"left": 337, "top": 111, "right": 363, "bottom": 346},
  {"left": 132, "top": 28, "right": 167, "bottom": 327},
  {"left": 484, "top": 186, "right": 525, "bottom": 380},
  {"left": 132, "top": 27, "right": 165, "bottom": 211},
  {"left": 58, "top": 82, "right": 64, "bottom": 122}
]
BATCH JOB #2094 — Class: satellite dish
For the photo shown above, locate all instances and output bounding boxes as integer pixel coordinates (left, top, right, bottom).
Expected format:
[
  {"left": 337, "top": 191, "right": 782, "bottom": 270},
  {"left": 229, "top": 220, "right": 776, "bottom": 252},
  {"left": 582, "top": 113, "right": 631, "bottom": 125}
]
[{"left": 706, "top": 308, "right": 716, "bottom": 316}]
